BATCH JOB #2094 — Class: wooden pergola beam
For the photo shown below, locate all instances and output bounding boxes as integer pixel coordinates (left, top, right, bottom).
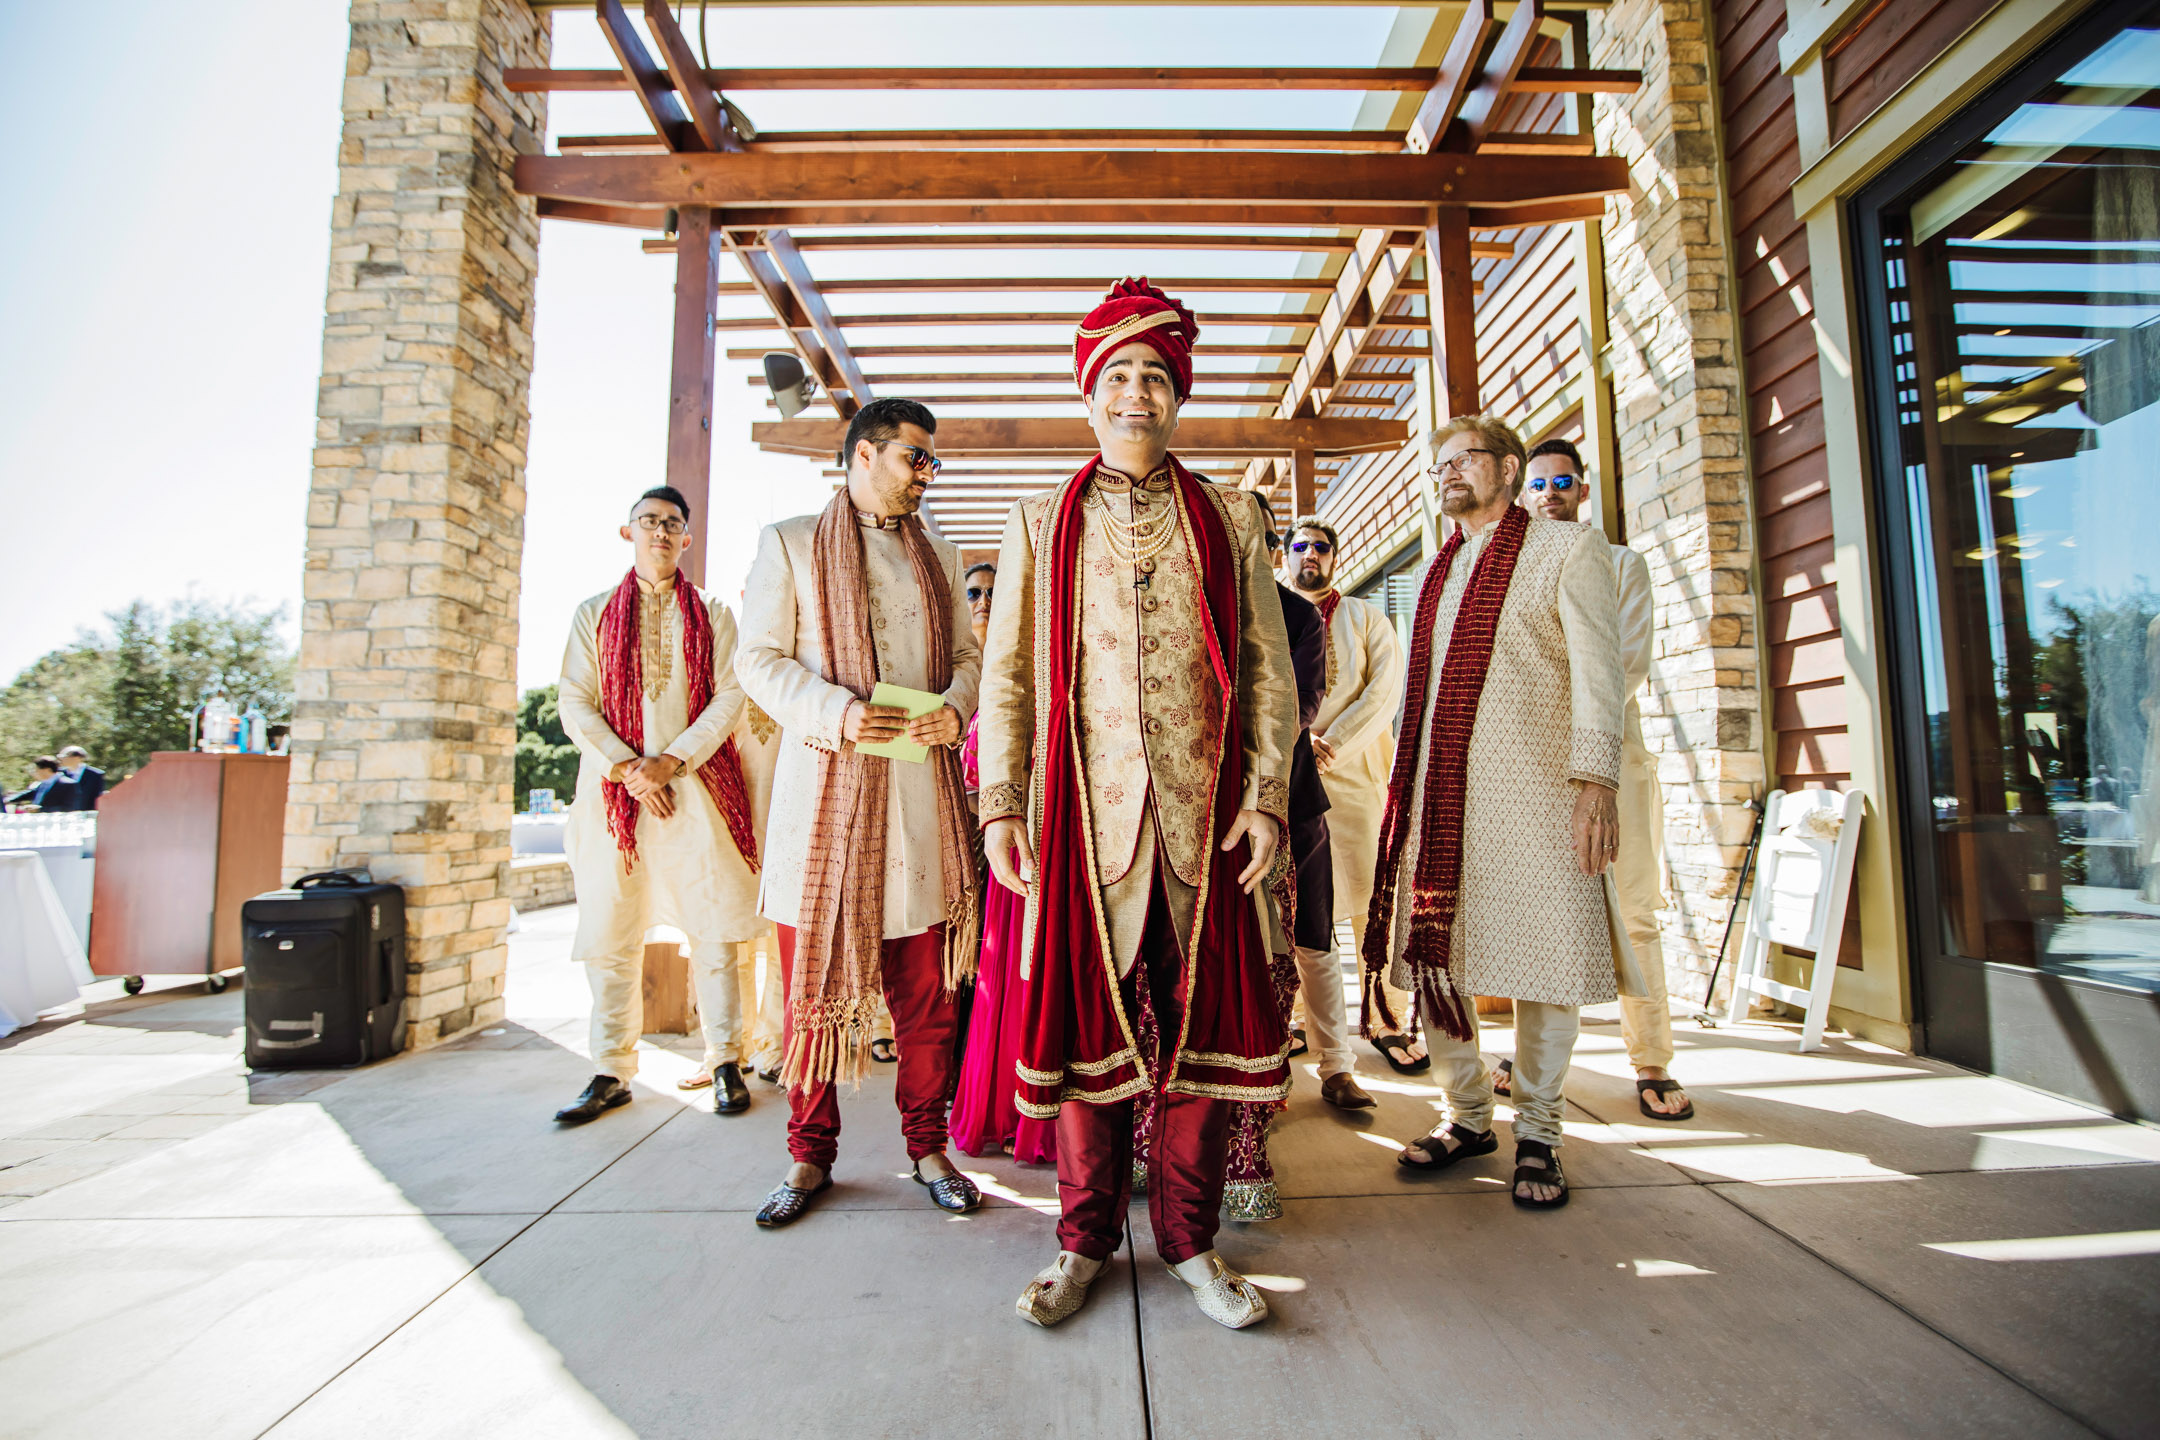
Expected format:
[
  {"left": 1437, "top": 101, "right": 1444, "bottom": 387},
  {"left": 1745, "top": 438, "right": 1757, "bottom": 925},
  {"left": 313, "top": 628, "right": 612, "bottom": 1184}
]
[
  {"left": 665, "top": 206, "right": 720, "bottom": 581},
  {"left": 696, "top": 203, "right": 1552, "bottom": 228},
  {"left": 505, "top": 65, "right": 1639, "bottom": 94},
  {"left": 1450, "top": 0, "right": 1546, "bottom": 151},
  {"left": 594, "top": 0, "right": 694, "bottom": 151},
  {"left": 726, "top": 343, "right": 1316, "bottom": 359},
  {"left": 807, "top": 276, "right": 1346, "bottom": 295},
  {"left": 571, "top": 129, "right": 1417, "bottom": 153},
  {"left": 663, "top": 231, "right": 1515, "bottom": 259},
  {"left": 751, "top": 370, "right": 1287, "bottom": 386},
  {"left": 713, "top": 312, "right": 1393, "bottom": 331},
  {"left": 1407, "top": 0, "right": 1489, "bottom": 154},
  {"left": 640, "top": 0, "right": 743, "bottom": 153},
  {"left": 721, "top": 231, "right": 865, "bottom": 418},
  {"left": 514, "top": 150, "right": 1631, "bottom": 210},
  {"left": 769, "top": 393, "right": 1272, "bottom": 408},
  {"left": 754, "top": 415, "right": 1410, "bottom": 459}
]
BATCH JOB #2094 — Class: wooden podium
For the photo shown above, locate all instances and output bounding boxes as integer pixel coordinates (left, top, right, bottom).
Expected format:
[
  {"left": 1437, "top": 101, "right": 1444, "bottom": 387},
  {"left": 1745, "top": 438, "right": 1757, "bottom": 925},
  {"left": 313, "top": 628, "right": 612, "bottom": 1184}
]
[{"left": 88, "top": 752, "right": 290, "bottom": 987}]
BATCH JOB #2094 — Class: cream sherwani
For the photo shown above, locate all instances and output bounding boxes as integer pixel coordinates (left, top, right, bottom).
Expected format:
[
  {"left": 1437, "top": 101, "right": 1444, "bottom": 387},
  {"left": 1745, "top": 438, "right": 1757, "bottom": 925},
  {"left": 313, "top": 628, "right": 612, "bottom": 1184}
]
[
  {"left": 734, "top": 512, "right": 980, "bottom": 939},
  {"left": 1610, "top": 541, "right": 1675, "bottom": 1071},
  {"left": 1310, "top": 590, "right": 1403, "bottom": 925},
  {"left": 978, "top": 471, "right": 1298, "bottom": 977},
  {"left": 558, "top": 576, "right": 760, "bottom": 1080},
  {"left": 1381, "top": 516, "right": 1625, "bottom": 1148},
  {"left": 730, "top": 696, "right": 785, "bottom": 1069}
]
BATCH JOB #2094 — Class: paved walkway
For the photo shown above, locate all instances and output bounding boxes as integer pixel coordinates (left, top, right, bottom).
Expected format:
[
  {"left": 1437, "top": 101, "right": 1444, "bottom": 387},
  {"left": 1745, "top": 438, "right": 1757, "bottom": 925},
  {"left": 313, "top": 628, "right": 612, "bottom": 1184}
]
[{"left": 3, "top": 903, "right": 2157, "bottom": 1440}]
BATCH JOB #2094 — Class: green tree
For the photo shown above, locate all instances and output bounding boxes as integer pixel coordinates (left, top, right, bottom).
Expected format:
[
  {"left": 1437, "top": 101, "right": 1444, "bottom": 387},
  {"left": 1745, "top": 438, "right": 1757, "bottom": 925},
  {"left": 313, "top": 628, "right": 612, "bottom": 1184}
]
[
  {"left": 516, "top": 683, "right": 580, "bottom": 810},
  {"left": 0, "top": 597, "right": 295, "bottom": 789}
]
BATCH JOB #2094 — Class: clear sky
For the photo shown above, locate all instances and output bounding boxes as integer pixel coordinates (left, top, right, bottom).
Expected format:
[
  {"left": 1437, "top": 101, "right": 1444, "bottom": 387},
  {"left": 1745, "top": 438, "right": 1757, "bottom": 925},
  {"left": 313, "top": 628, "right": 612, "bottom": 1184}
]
[{"left": 0, "top": 3, "right": 1406, "bottom": 696}]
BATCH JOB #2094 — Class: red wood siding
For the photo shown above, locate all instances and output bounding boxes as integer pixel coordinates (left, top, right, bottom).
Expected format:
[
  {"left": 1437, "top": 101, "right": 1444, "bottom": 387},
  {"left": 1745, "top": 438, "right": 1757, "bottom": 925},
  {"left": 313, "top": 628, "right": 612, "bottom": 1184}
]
[
  {"left": 1714, "top": 0, "right": 1851, "bottom": 795},
  {"left": 1825, "top": 0, "right": 2000, "bottom": 142}
]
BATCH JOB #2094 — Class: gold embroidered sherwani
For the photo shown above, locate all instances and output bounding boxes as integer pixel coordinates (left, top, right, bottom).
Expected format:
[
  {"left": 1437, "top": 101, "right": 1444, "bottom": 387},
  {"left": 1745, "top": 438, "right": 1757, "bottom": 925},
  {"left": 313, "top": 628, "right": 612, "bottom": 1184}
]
[{"left": 978, "top": 467, "right": 1298, "bottom": 976}]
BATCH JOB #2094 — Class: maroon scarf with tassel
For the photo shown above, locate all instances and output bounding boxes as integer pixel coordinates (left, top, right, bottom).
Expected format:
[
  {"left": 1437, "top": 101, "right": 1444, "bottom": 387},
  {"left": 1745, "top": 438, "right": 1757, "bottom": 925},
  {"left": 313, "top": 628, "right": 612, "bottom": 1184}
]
[
  {"left": 596, "top": 569, "right": 760, "bottom": 874},
  {"left": 1359, "top": 504, "right": 1528, "bottom": 1044}
]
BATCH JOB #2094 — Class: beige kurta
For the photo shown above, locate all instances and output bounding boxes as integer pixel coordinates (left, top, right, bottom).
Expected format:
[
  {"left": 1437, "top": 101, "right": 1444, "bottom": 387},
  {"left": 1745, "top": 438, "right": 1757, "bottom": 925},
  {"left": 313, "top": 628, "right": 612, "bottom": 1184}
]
[
  {"left": 734, "top": 512, "right": 981, "bottom": 939},
  {"left": 558, "top": 577, "right": 761, "bottom": 958},
  {"left": 978, "top": 469, "right": 1298, "bottom": 977},
  {"left": 1308, "top": 589, "right": 1403, "bottom": 925},
  {"left": 1383, "top": 516, "right": 1625, "bottom": 1006}
]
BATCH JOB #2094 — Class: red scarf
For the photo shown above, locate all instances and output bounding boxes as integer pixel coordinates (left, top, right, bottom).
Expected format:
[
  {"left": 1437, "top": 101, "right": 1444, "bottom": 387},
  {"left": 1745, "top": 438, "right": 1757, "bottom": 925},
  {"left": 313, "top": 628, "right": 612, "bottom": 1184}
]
[
  {"left": 1313, "top": 588, "right": 1343, "bottom": 695},
  {"left": 1359, "top": 505, "right": 1528, "bottom": 1043},
  {"left": 596, "top": 569, "right": 760, "bottom": 874},
  {"left": 1015, "top": 456, "right": 1287, "bottom": 1118}
]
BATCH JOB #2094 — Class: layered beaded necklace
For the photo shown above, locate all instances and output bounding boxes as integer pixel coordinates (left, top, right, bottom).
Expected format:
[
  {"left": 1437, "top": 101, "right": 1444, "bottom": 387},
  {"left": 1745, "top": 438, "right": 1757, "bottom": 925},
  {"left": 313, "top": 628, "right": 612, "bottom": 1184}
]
[{"left": 1087, "top": 466, "right": 1178, "bottom": 566}]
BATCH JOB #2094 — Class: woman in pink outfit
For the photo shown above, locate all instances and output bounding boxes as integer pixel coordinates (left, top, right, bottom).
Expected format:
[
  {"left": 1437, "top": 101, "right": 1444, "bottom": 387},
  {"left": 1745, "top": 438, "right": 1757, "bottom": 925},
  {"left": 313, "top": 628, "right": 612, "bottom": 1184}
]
[{"left": 948, "top": 564, "right": 1055, "bottom": 1164}]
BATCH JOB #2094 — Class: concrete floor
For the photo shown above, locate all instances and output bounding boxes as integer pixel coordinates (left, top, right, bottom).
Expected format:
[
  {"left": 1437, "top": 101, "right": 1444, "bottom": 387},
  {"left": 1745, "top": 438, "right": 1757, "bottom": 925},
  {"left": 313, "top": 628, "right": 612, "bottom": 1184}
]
[{"left": 3, "top": 904, "right": 2157, "bottom": 1440}]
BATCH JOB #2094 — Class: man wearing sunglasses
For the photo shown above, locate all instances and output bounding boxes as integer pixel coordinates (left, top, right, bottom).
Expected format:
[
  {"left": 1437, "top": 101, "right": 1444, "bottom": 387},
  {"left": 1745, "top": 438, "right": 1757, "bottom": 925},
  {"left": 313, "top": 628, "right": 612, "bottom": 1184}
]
[
  {"left": 1511, "top": 438, "right": 1692, "bottom": 1122},
  {"left": 553, "top": 486, "right": 766, "bottom": 1126},
  {"left": 1279, "top": 518, "right": 1416, "bottom": 1075},
  {"left": 736, "top": 397, "right": 985, "bottom": 1228}
]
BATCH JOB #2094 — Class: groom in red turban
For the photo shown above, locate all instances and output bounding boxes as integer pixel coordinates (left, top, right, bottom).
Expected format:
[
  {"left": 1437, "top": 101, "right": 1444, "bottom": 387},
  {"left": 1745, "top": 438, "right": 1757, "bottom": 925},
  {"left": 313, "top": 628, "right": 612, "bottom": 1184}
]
[{"left": 977, "top": 279, "right": 1299, "bottom": 1331}]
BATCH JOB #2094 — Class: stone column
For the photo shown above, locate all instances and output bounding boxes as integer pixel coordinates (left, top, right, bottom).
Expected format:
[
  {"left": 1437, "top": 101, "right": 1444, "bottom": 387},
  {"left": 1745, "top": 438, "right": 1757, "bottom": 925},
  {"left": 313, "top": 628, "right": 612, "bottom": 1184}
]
[
  {"left": 285, "top": 0, "right": 550, "bottom": 1050},
  {"left": 1588, "top": 0, "right": 1765, "bottom": 998}
]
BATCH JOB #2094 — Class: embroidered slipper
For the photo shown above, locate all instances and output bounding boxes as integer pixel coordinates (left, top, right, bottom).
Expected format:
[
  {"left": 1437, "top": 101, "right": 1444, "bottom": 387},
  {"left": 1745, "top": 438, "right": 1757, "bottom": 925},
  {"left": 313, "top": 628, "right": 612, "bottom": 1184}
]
[
  {"left": 1396, "top": 1122, "right": 1497, "bottom": 1171},
  {"left": 1637, "top": 1077, "right": 1695, "bottom": 1122},
  {"left": 1373, "top": 1033, "right": 1431, "bottom": 1075},
  {"left": 1491, "top": 1057, "right": 1513, "bottom": 1097}
]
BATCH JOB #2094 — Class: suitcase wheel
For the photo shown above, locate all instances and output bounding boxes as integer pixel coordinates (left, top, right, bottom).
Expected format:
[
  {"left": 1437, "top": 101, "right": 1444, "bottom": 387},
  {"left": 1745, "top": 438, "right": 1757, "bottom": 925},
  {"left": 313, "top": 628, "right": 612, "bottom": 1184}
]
[
  {"left": 205, "top": 973, "right": 230, "bottom": 994},
  {"left": 123, "top": 976, "right": 145, "bottom": 996}
]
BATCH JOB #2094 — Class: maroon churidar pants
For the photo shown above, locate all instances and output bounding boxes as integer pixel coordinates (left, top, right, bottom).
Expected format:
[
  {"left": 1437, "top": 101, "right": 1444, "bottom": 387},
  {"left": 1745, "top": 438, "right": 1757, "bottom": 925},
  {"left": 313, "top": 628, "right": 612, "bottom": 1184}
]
[
  {"left": 777, "top": 923, "right": 957, "bottom": 1169},
  {"left": 1054, "top": 884, "right": 1232, "bottom": 1265}
]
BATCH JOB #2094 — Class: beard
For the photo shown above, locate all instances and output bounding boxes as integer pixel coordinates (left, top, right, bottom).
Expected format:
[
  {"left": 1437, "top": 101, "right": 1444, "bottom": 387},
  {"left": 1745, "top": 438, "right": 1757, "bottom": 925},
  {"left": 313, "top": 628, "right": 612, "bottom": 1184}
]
[{"left": 1291, "top": 564, "right": 1330, "bottom": 592}]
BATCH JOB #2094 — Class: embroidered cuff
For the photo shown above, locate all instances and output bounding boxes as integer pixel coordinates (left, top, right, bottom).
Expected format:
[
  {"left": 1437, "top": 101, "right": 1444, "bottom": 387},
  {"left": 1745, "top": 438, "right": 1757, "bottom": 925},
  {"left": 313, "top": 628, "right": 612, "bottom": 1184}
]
[
  {"left": 980, "top": 780, "right": 1027, "bottom": 822},
  {"left": 1568, "top": 727, "right": 1622, "bottom": 792},
  {"left": 1250, "top": 775, "right": 1290, "bottom": 824}
]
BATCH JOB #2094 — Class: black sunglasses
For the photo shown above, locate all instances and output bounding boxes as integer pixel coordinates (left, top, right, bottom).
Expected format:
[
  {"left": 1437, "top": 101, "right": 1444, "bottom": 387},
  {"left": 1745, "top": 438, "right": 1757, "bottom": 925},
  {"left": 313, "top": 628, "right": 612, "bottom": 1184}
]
[
  {"left": 1289, "top": 538, "right": 1334, "bottom": 555},
  {"left": 880, "top": 441, "right": 942, "bottom": 476},
  {"left": 966, "top": 585, "right": 993, "bottom": 602},
  {"left": 1525, "top": 475, "right": 1579, "bottom": 492}
]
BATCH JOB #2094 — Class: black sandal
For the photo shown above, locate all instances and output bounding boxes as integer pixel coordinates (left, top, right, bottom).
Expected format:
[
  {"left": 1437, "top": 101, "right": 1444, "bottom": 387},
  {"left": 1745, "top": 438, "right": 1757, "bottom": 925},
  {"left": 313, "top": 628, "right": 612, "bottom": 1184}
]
[
  {"left": 1511, "top": 1140, "right": 1568, "bottom": 1209},
  {"left": 1397, "top": 1122, "right": 1497, "bottom": 1171},
  {"left": 1491, "top": 1058, "right": 1513, "bottom": 1097},
  {"left": 1287, "top": 1026, "right": 1309, "bottom": 1059},
  {"left": 1373, "top": 1033, "right": 1431, "bottom": 1075},
  {"left": 870, "top": 1038, "right": 897, "bottom": 1064},
  {"left": 1637, "top": 1077, "right": 1695, "bottom": 1122}
]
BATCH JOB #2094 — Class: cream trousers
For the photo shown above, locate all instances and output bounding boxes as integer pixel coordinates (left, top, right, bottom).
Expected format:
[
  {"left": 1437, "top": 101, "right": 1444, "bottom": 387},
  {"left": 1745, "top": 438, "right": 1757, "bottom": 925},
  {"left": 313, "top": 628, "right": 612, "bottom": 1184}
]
[
  {"left": 1424, "top": 1000, "right": 1580, "bottom": 1149},
  {"left": 1614, "top": 749, "right": 1675, "bottom": 1072},
  {"left": 584, "top": 939, "right": 742, "bottom": 1081},
  {"left": 1291, "top": 945, "right": 1355, "bottom": 1079}
]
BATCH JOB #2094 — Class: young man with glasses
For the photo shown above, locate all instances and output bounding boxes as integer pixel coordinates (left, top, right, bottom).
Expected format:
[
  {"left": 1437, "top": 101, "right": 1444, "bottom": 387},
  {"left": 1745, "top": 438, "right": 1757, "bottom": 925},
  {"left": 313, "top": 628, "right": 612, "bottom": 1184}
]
[
  {"left": 1505, "top": 438, "right": 1693, "bottom": 1121},
  {"left": 735, "top": 396, "right": 984, "bottom": 1228},
  {"left": 1371, "top": 417, "right": 1635, "bottom": 1208},
  {"left": 554, "top": 486, "right": 767, "bottom": 1126}
]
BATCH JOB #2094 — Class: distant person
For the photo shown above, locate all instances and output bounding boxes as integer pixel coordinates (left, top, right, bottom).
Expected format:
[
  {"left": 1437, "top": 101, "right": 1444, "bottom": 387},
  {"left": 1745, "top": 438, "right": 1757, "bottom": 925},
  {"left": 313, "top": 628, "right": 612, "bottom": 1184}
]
[
  {"left": 554, "top": 485, "right": 766, "bottom": 1125},
  {"left": 44, "top": 748, "right": 105, "bottom": 811},
  {"left": 5, "top": 757, "right": 61, "bottom": 810}
]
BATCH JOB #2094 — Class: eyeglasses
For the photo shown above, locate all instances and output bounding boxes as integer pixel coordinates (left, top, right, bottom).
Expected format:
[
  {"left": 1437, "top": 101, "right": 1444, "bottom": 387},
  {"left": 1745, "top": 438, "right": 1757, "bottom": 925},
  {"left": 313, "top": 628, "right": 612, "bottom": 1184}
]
[
  {"left": 965, "top": 586, "right": 993, "bottom": 602},
  {"left": 632, "top": 514, "right": 688, "bottom": 535},
  {"left": 1525, "top": 475, "right": 1579, "bottom": 493},
  {"left": 1427, "top": 448, "right": 1497, "bottom": 477},
  {"left": 882, "top": 441, "right": 943, "bottom": 477},
  {"left": 1288, "top": 538, "right": 1333, "bottom": 555}
]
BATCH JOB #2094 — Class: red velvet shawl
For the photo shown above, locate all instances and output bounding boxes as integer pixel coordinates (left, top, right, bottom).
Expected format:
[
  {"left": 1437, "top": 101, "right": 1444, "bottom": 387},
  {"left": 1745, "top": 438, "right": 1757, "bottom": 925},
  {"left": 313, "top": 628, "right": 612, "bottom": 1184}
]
[
  {"left": 1013, "top": 456, "right": 1288, "bottom": 1117},
  {"left": 596, "top": 570, "right": 760, "bottom": 873},
  {"left": 1358, "top": 505, "right": 1529, "bottom": 1043}
]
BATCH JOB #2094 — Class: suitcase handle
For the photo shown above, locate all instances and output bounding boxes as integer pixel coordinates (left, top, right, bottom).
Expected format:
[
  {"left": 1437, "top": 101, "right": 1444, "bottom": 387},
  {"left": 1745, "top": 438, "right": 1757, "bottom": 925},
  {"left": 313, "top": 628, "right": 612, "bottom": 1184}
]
[
  {"left": 295, "top": 869, "right": 374, "bottom": 889},
  {"left": 252, "top": 1012, "right": 325, "bottom": 1050}
]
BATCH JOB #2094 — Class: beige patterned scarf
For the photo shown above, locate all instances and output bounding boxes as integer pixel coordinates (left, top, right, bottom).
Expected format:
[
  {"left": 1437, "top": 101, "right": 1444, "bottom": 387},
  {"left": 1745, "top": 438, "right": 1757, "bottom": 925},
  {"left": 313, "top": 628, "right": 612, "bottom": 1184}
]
[{"left": 785, "top": 490, "right": 980, "bottom": 1091}]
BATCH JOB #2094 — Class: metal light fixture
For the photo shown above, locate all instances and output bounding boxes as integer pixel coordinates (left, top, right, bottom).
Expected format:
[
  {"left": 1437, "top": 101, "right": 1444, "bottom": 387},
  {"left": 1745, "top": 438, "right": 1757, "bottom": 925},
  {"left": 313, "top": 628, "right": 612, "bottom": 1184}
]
[{"left": 762, "top": 351, "right": 817, "bottom": 419}]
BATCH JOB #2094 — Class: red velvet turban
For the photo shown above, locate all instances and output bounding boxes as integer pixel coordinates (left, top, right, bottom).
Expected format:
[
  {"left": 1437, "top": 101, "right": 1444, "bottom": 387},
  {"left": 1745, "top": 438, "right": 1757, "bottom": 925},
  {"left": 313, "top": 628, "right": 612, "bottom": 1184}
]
[{"left": 1073, "top": 278, "right": 1200, "bottom": 400}]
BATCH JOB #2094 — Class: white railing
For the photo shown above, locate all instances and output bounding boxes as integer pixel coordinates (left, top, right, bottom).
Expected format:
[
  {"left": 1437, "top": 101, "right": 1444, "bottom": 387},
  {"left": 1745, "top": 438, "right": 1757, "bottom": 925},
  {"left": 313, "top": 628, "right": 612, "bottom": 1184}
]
[{"left": 0, "top": 813, "right": 97, "bottom": 852}]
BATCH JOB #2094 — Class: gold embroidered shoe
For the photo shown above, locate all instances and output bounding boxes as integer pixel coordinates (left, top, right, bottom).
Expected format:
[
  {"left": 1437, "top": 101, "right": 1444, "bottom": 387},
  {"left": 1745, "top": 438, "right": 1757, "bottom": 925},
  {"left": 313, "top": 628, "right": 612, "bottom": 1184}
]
[
  {"left": 1016, "top": 1251, "right": 1104, "bottom": 1327},
  {"left": 1168, "top": 1251, "right": 1270, "bottom": 1330}
]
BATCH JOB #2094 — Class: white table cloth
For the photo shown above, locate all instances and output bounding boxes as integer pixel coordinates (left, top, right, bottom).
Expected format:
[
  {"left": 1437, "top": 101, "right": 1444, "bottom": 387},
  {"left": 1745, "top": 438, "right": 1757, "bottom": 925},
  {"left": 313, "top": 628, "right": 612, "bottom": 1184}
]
[{"left": 0, "top": 850, "right": 95, "bottom": 1036}]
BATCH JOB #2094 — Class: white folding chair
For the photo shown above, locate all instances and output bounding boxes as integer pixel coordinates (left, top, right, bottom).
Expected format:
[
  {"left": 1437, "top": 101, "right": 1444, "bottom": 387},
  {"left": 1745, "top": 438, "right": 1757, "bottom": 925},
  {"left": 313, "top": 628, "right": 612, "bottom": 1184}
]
[{"left": 1725, "top": 787, "right": 1865, "bottom": 1051}]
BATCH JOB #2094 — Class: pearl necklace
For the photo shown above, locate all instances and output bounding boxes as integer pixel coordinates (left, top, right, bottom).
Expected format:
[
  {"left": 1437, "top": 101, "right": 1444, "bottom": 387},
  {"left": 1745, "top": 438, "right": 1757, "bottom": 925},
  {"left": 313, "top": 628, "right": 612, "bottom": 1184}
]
[{"left": 1088, "top": 486, "right": 1178, "bottom": 565}]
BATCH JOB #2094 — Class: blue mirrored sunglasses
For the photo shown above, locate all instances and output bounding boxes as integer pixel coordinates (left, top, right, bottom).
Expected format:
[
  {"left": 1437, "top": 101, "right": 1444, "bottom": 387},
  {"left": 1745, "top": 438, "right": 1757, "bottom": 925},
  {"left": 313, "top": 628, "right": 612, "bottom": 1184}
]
[{"left": 1525, "top": 475, "right": 1579, "bottom": 492}]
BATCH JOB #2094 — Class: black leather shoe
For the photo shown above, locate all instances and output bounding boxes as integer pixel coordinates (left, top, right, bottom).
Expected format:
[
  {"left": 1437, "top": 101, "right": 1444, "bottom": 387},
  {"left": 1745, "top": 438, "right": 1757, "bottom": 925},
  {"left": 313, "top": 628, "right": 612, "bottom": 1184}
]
[
  {"left": 712, "top": 1063, "right": 751, "bottom": 1115},
  {"left": 755, "top": 1174, "right": 832, "bottom": 1228},
  {"left": 913, "top": 1160, "right": 981, "bottom": 1214},
  {"left": 554, "top": 1074, "right": 630, "bottom": 1124}
]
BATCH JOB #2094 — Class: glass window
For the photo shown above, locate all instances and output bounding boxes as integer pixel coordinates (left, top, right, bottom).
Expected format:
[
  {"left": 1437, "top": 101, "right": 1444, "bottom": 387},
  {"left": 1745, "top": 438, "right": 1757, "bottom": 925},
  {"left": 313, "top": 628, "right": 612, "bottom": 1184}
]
[{"left": 1870, "top": 6, "right": 2160, "bottom": 992}]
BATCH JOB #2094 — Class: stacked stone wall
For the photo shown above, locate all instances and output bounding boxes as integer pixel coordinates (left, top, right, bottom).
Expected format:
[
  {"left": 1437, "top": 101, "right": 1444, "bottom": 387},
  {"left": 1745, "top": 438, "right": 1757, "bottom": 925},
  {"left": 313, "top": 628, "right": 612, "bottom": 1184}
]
[
  {"left": 1589, "top": 0, "right": 1765, "bottom": 998},
  {"left": 285, "top": 0, "right": 550, "bottom": 1049}
]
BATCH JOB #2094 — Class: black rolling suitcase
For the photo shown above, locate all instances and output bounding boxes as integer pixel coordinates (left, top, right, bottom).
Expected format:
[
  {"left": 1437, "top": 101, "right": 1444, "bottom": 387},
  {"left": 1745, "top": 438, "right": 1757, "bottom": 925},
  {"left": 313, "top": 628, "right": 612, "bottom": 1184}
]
[{"left": 242, "top": 870, "right": 407, "bottom": 1069}]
